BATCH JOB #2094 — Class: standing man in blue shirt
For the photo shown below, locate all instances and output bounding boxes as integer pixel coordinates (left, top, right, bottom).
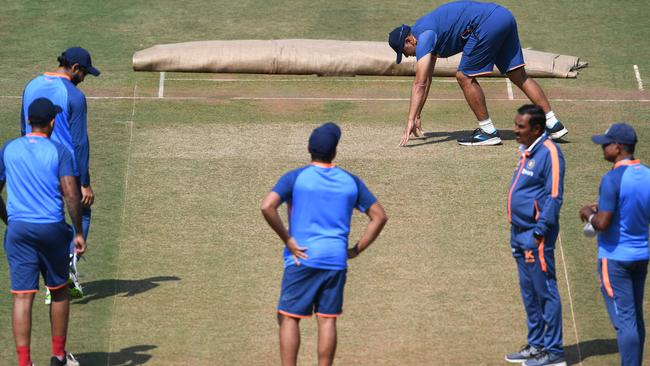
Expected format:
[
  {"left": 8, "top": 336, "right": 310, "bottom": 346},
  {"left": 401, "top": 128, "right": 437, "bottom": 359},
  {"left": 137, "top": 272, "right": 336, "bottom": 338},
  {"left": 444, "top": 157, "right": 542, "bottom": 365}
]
[
  {"left": 389, "top": 2, "right": 567, "bottom": 147},
  {"left": 21, "top": 47, "right": 99, "bottom": 300},
  {"left": 506, "top": 105, "right": 566, "bottom": 366},
  {"left": 2, "top": 98, "right": 86, "bottom": 366},
  {"left": 580, "top": 123, "right": 650, "bottom": 366},
  {"left": 261, "top": 122, "right": 388, "bottom": 366}
]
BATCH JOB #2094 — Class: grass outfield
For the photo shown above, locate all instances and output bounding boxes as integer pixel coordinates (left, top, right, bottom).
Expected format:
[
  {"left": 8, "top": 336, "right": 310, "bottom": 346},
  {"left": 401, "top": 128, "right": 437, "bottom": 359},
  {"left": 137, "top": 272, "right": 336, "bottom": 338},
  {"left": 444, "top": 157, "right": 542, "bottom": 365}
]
[{"left": 0, "top": 1, "right": 649, "bottom": 365}]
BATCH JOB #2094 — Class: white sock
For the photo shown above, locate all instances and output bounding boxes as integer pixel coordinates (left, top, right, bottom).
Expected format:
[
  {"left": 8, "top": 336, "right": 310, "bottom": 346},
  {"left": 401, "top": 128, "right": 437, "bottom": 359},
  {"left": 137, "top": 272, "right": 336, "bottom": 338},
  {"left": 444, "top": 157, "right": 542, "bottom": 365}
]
[
  {"left": 479, "top": 118, "right": 496, "bottom": 134},
  {"left": 545, "top": 111, "right": 559, "bottom": 128}
]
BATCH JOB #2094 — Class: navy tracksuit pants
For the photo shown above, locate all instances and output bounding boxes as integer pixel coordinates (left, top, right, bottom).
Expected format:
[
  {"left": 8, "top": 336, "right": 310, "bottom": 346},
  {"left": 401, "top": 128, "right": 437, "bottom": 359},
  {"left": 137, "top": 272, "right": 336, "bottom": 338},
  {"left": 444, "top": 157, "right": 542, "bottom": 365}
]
[
  {"left": 599, "top": 258, "right": 648, "bottom": 366},
  {"left": 512, "top": 228, "right": 563, "bottom": 356}
]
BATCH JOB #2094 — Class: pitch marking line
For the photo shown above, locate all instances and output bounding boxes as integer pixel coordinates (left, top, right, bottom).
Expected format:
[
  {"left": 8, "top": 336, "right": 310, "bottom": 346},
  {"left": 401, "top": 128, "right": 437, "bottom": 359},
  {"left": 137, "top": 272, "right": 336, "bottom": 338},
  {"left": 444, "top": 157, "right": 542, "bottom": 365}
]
[
  {"left": 558, "top": 232, "right": 583, "bottom": 365},
  {"left": 165, "top": 77, "right": 505, "bottom": 83},
  {"left": 1, "top": 95, "right": 648, "bottom": 103},
  {"left": 158, "top": 72, "right": 166, "bottom": 98},
  {"left": 106, "top": 81, "right": 138, "bottom": 366},
  {"left": 633, "top": 65, "right": 644, "bottom": 91},
  {"left": 506, "top": 78, "right": 514, "bottom": 100}
]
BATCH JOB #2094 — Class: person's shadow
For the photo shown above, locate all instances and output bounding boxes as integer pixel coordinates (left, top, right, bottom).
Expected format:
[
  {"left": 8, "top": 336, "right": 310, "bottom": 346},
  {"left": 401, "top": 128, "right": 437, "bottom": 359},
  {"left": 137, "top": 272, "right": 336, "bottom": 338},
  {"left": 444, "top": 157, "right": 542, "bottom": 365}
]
[
  {"left": 565, "top": 338, "right": 618, "bottom": 365},
  {"left": 405, "top": 129, "right": 517, "bottom": 147},
  {"left": 74, "top": 276, "right": 180, "bottom": 304},
  {"left": 76, "top": 345, "right": 156, "bottom": 365}
]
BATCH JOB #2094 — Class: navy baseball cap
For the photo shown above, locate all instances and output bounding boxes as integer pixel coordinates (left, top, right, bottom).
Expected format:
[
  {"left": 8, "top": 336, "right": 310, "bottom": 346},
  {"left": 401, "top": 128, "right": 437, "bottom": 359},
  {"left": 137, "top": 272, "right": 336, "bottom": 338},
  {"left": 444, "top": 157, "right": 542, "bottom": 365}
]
[
  {"left": 592, "top": 123, "right": 638, "bottom": 145},
  {"left": 59, "top": 47, "right": 100, "bottom": 76},
  {"left": 388, "top": 24, "right": 411, "bottom": 64},
  {"left": 308, "top": 122, "right": 341, "bottom": 157},
  {"left": 28, "top": 98, "right": 62, "bottom": 124}
]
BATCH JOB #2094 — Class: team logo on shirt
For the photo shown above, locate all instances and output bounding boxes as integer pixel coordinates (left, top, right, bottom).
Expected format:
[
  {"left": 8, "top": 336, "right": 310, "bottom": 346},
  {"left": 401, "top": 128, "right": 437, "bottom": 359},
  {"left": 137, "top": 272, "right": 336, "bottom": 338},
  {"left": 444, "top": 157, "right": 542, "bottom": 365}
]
[
  {"left": 527, "top": 159, "right": 536, "bottom": 170},
  {"left": 524, "top": 250, "right": 535, "bottom": 264}
]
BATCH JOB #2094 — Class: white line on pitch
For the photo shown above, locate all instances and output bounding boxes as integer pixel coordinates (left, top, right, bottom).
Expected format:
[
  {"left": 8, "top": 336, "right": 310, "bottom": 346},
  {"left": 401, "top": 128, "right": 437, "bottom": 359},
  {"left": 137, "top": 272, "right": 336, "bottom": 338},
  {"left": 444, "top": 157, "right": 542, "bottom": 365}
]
[
  {"left": 558, "top": 232, "right": 583, "bottom": 365},
  {"left": 158, "top": 72, "right": 166, "bottom": 98},
  {"left": 1, "top": 95, "right": 649, "bottom": 103},
  {"left": 634, "top": 65, "right": 644, "bottom": 91},
  {"left": 505, "top": 78, "right": 514, "bottom": 100},
  {"left": 164, "top": 77, "right": 504, "bottom": 84}
]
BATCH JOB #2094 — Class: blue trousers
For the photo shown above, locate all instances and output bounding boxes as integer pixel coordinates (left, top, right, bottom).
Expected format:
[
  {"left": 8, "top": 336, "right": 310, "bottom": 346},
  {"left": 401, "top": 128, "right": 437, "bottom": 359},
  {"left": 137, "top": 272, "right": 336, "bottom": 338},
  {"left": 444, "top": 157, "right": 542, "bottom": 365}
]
[
  {"left": 513, "top": 244, "right": 564, "bottom": 356},
  {"left": 598, "top": 258, "right": 648, "bottom": 366}
]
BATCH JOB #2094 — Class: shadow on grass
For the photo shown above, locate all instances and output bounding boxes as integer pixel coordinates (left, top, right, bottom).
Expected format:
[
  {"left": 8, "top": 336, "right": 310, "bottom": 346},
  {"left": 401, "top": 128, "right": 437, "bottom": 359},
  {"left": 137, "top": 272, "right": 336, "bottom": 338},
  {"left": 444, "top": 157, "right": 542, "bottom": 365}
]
[
  {"left": 76, "top": 345, "right": 156, "bottom": 365},
  {"left": 74, "top": 276, "right": 180, "bottom": 304},
  {"left": 565, "top": 338, "right": 618, "bottom": 365},
  {"left": 405, "top": 129, "right": 517, "bottom": 147}
]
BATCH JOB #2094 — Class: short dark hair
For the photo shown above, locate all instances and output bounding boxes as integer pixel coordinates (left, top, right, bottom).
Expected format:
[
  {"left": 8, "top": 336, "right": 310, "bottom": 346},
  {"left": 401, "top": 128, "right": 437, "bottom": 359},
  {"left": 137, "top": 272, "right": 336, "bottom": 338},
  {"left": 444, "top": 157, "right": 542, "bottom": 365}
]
[
  {"left": 310, "top": 151, "right": 334, "bottom": 163},
  {"left": 29, "top": 118, "right": 51, "bottom": 126},
  {"left": 517, "top": 104, "right": 546, "bottom": 132},
  {"left": 621, "top": 143, "right": 636, "bottom": 154},
  {"left": 57, "top": 55, "right": 73, "bottom": 68}
]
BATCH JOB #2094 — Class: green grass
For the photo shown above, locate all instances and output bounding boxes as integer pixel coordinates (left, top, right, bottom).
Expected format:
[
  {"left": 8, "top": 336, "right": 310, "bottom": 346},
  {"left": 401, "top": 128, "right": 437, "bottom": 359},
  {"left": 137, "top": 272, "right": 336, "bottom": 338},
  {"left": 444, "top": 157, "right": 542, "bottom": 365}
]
[{"left": 0, "top": 1, "right": 649, "bottom": 365}]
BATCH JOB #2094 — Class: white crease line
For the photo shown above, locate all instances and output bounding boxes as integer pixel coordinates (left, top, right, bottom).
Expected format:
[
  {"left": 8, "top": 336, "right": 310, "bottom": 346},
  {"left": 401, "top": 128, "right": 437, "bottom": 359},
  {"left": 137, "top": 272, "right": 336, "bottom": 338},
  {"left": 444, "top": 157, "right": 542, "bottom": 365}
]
[
  {"left": 634, "top": 65, "right": 644, "bottom": 91},
  {"left": 106, "top": 81, "right": 137, "bottom": 366},
  {"left": 506, "top": 78, "right": 514, "bottom": 100},
  {"left": 165, "top": 77, "right": 504, "bottom": 83},
  {"left": 558, "top": 232, "right": 583, "bottom": 365},
  {"left": 158, "top": 72, "right": 166, "bottom": 98},
  {"left": 1, "top": 95, "right": 648, "bottom": 102}
]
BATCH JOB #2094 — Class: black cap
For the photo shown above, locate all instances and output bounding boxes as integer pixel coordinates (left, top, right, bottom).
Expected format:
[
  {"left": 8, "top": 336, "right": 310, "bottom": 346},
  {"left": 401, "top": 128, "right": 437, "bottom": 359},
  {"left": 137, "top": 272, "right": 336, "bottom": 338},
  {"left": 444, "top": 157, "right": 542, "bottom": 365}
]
[
  {"left": 60, "top": 47, "right": 100, "bottom": 76},
  {"left": 28, "top": 98, "right": 63, "bottom": 124},
  {"left": 388, "top": 24, "right": 411, "bottom": 64},
  {"left": 308, "top": 122, "right": 341, "bottom": 157},
  {"left": 591, "top": 123, "right": 638, "bottom": 145}
]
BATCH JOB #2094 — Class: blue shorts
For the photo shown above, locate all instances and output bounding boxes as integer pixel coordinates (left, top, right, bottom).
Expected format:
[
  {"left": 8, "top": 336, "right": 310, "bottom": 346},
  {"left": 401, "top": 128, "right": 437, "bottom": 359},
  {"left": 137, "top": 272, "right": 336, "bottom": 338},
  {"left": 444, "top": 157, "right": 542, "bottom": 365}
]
[
  {"left": 4, "top": 220, "right": 73, "bottom": 293},
  {"left": 278, "top": 265, "right": 347, "bottom": 318},
  {"left": 459, "top": 6, "right": 525, "bottom": 76}
]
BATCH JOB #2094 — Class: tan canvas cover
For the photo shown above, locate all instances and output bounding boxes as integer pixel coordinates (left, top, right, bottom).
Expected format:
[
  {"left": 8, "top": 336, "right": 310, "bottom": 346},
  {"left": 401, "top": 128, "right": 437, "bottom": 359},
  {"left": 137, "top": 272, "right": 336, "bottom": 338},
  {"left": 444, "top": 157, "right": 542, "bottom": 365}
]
[{"left": 133, "top": 39, "right": 586, "bottom": 78}]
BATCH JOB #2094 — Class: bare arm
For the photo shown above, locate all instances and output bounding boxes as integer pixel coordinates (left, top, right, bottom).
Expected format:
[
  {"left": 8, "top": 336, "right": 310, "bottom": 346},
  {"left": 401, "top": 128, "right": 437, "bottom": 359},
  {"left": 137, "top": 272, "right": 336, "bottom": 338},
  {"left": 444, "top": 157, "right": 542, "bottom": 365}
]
[
  {"left": 579, "top": 204, "right": 614, "bottom": 231},
  {"left": 400, "top": 54, "right": 436, "bottom": 146},
  {"left": 348, "top": 202, "right": 388, "bottom": 258},
  {"left": 60, "top": 175, "right": 86, "bottom": 255},
  {"left": 260, "top": 191, "right": 307, "bottom": 264},
  {"left": 0, "top": 180, "right": 7, "bottom": 225}
]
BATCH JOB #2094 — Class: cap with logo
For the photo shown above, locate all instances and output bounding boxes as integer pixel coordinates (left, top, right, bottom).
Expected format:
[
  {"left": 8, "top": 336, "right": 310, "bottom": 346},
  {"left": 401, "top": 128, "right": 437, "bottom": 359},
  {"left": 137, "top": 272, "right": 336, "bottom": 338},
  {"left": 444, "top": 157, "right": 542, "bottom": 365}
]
[
  {"left": 388, "top": 24, "right": 412, "bottom": 64},
  {"left": 591, "top": 123, "right": 637, "bottom": 145}
]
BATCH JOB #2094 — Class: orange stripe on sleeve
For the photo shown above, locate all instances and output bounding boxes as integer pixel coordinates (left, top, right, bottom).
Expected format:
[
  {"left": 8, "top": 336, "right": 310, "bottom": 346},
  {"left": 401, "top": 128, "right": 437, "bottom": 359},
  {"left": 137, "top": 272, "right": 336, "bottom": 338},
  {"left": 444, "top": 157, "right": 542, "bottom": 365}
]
[
  {"left": 602, "top": 258, "right": 614, "bottom": 298},
  {"left": 543, "top": 140, "right": 560, "bottom": 198}
]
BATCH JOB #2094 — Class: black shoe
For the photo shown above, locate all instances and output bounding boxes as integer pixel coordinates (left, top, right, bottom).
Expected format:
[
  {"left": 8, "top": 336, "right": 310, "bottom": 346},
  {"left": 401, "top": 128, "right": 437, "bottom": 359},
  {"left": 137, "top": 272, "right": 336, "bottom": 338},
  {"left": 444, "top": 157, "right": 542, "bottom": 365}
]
[
  {"left": 50, "top": 352, "right": 79, "bottom": 366},
  {"left": 547, "top": 121, "right": 568, "bottom": 140},
  {"left": 457, "top": 128, "right": 502, "bottom": 146}
]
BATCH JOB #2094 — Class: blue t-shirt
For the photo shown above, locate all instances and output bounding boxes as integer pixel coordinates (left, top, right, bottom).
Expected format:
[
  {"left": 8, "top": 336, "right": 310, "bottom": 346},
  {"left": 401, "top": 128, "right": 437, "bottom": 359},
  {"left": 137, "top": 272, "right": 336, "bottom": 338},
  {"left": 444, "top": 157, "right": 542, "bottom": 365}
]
[
  {"left": 0, "top": 134, "right": 75, "bottom": 223},
  {"left": 272, "top": 163, "right": 377, "bottom": 270},
  {"left": 412, "top": 1, "right": 499, "bottom": 59},
  {"left": 597, "top": 159, "right": 650, "bottom": 261},
  {"left": 21, "top": 73, "right": 90, "bottom": 186}
]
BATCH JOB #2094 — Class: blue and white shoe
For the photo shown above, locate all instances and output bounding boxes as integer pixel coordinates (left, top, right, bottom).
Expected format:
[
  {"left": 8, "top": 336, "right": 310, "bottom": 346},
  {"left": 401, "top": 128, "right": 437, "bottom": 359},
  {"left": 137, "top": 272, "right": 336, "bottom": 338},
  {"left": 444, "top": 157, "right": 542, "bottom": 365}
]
[
  {"left": 523, "top": 351, "right": 567, "bottom": 366},
  {"left": 505, "top": 344, "right": 542, "bottom": 363},
  {"left": 547, "top": 121, "right": 568, "bottom": 140},
  {"left": 457, "top": 128, "right": 502, "bottom": 146}
]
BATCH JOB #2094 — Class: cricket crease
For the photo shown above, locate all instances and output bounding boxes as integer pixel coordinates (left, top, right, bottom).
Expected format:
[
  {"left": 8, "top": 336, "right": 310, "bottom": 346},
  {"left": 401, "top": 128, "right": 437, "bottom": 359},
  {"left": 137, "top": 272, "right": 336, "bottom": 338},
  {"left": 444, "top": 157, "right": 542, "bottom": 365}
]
[
  {"left": 558, "top": 232, "right": 583, "bottom": 365},
  {"left": 633, "top": 65, "right": 644, "bottom": 91},
  {"left": 106, "top": 81, "right": 137, "bottom": 366}
]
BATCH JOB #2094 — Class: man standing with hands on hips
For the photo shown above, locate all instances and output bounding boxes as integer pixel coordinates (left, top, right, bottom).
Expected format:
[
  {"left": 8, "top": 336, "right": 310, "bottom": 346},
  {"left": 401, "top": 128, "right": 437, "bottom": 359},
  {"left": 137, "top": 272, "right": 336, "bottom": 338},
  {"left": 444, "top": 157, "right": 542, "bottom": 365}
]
[
  {"left": 506, "top": 105, "right": 566, "bottom": 366},
  {"left": 580, "top": 123, "right": 650, "bottom": 366},
  {"left": 261, "top": 122, "right": 388, "bottom": 366}
]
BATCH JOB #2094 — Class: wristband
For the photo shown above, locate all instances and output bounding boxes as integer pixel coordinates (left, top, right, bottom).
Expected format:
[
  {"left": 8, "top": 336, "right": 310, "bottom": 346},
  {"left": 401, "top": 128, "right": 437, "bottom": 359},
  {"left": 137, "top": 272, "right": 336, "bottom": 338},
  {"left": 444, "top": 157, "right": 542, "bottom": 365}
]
[
  {"left": 352, "top": 243, "right": 360, "bottom": 255},
  {"left": 588, "top": 213, "right": 595, "bottom": 225}
]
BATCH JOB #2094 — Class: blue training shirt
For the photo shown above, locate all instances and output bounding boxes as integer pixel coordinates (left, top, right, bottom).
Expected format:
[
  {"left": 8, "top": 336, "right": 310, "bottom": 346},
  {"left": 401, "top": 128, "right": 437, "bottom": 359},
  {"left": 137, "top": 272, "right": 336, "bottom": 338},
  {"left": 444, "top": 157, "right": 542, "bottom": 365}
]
[
  {"left": 0, "top": 134, "right": 75, "bottom": 223},
  {"left": 272, "top": 163, "right": 377, "bottom": 270},
  {"left": 21, "top": 73, "right": 90, "bottom": 186},
  {"left": 412, "top": 1, "right": 499, "bottom": 59},
  {"left": 597, "top": 159, "right": 650, "bottom": 261}
]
